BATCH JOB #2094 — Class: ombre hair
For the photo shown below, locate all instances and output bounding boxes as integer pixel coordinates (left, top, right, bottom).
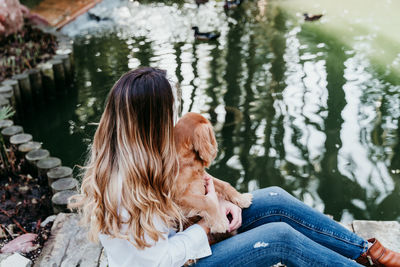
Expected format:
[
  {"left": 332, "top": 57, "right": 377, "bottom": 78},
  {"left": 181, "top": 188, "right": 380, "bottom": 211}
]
[{"left": 69, "top": 67, "right": 184, "bottom": 249}]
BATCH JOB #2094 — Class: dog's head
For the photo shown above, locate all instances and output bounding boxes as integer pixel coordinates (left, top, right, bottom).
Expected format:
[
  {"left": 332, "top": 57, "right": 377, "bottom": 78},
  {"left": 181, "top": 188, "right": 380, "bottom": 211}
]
[{"left": 175, "top": 112, "right": 218, "bottom": 167}]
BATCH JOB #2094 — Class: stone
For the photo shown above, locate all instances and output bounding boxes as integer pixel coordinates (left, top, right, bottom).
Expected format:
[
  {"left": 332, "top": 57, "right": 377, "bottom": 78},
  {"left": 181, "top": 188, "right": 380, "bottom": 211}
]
[
  {"left": 18, "top": 185, "right": 29, "bottom": 194},
  {"left": 40, "top": 215, "right": 56, "bottom": 228},
  {"left": 0, "top": 253, "right": 32, "bottom": 267},
  {"left": 33, "top": 213, "right": 103, "bottom": 267},
  {"left": 353, "top": 220, "right": 400, "bottom": 252},
  {"left": 0, "top": 227, "right": 6, "bottom": 239},
  {"left": 0, "top": 0, "right": 24, "bottom": 36},
  {"left": 0, "top": 233, "right": 38, "bottom": 253}
]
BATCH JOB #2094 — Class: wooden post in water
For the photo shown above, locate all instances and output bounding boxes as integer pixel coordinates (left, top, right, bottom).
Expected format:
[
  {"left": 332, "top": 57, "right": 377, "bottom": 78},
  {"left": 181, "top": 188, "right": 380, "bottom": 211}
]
[
  {"left": 54, "top": 54, "right": 72, "bottom": 85},
  {"left": 37, "top": 157, "right": 62, "bottom": 181},
  {"left": 18, "top": 141, "right": 42, "bottom": 154},
  {"left": 0, "top": 96, "right": 9, "bottom": 108},
  {"left": 51, "top": 177, "right": 78, "bottom": 194},
  {"left": 0, "top": 85, "right": 16, "bottom": 110},
  {"left": 48, "top": 58, "right": 66, "bottom": 93},
  {"left": 27, "top": 68, "right": 44, "bottom": 104},
  {"left": 47, "top": 166, "right": 73, "bottom": 186},
  {"left": 25, "top": 148, "right": 50, "bottom": 176},
  {"left": 1, "top": 79, "right": 22, "bottom": 110},
  {"left": 37, "top": 62, "right": 56, "bottom": 99},
  {"left": 12, "top": 73, "right": 33, "bottom": 108},
  {"left": 51, "top": 190, "right": 78, "bottom": 214},
  {"left": 10, "top": 133, "right": 33, "bottom": 146},
  {"left": 1, "top": 125, "right": 23, "bottom": 143},
  {"left": 0, "top": 120, "right": 13, "bottom": 129}
]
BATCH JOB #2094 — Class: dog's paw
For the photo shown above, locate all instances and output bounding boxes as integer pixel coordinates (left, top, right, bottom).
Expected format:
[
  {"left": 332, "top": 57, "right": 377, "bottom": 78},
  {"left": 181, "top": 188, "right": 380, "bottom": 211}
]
[
  {"left": 209, "top": 218, "right": 229, "bottom": 233},
  {"left": 184, "top": 259, "right": 197, "bottom": 266},
  {"left": 232, "top": 193, "right": 253, "bottom": 208}
]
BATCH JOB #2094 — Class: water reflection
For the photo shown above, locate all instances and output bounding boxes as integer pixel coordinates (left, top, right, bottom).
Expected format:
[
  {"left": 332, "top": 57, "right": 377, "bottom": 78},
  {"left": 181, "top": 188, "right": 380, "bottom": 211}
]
[{"left": 21, "top": 0, "right": 400, "bottom": 221}]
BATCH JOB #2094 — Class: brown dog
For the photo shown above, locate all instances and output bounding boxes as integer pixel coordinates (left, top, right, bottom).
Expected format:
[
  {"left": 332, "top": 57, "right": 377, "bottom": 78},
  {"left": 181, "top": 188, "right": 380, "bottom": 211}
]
[{"left": 174, "top": 112, "right": 252, "bottom": 234}]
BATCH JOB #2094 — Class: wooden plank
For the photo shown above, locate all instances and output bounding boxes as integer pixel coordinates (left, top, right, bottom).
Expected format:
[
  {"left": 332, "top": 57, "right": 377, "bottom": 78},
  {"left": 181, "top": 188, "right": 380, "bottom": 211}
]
[
  {"left": 34, "top": 213, "right": 102, "bottom": 267},
  {"left": 31, "top": 0, "right": 102, "bottom": 29}
]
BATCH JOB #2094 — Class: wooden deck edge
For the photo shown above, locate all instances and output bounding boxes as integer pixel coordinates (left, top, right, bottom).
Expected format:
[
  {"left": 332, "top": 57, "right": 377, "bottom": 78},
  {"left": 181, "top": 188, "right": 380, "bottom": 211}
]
[
  {"left": 31, "top": 0, "right": 102, "bottom": 30},
  {"left": 55, "top": 0, "right": 102, "bottom": 29}
]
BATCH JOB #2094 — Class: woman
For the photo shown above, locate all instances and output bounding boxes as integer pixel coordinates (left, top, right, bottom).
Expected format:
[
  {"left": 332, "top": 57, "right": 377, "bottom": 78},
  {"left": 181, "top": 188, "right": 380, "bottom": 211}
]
[{"left": 70, "top": 67, "right": 400, "bottom": 267}]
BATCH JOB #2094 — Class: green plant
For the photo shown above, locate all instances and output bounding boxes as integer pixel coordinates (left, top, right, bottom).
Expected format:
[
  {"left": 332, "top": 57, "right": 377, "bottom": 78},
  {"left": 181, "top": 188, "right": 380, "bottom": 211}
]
[{"left": 0, "top": 106, "right": 15, "bottom": 174}]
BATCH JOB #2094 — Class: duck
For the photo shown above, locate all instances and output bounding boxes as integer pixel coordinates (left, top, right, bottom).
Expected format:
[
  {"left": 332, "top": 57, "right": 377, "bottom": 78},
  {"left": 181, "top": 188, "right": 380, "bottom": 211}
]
[
  {"left": 192, "top": 27, "right": 220, "bottom": 41},
  {"left": 195, "top": 0, "right": 209, "bottom": 6},
  {"left": 303, "top": 13, "right": 323, "bottom": 22},
  {"left": 224, "top": 0, "right": 242, "bottom": 10},
  {"left": 88, "top": 12, "right": 110, "bottom": 22}
]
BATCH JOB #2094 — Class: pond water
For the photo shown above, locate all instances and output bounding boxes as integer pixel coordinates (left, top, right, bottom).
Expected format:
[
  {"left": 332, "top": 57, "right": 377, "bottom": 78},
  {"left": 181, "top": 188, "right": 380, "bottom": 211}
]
[{"left": 21, "top": 0, "right": 400, "bottom": 222}]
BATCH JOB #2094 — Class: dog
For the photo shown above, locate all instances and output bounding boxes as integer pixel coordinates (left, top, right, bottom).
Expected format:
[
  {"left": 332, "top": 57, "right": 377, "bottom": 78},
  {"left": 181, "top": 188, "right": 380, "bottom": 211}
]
[{"left": 174, "top": 112, "right": 253, "bottom": 234}]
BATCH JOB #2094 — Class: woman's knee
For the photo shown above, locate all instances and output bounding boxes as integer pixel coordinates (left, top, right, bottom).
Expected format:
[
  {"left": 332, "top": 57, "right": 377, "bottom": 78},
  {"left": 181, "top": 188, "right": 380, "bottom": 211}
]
[
  {"left": 266, "top": 222, "right": 298, "bottom": 241},
  {"left": 251, "top": 186, "right": 293, "bottom": 205}
]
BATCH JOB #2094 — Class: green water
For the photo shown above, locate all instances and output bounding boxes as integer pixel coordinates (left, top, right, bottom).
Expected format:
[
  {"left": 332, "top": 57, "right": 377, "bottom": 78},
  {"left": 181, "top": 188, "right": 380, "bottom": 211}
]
[{"left": 21, "top": 0, "right": 400, "bottom": 222}]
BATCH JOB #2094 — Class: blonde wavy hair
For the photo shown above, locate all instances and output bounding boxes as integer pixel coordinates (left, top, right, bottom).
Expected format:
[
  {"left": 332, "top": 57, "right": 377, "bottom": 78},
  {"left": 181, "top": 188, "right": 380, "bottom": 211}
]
[{"left": 69, "top": 67, "right": 184, "bottom": 249}]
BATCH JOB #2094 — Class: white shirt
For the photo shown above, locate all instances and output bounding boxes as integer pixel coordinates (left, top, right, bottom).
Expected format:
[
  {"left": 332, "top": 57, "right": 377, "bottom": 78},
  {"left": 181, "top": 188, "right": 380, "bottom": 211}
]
[
  {"left": 98, "top": 173, "right": 212, "bottom": 267},
  {"left": 99, "top": 220, "right": 212, "bottom": 267}
]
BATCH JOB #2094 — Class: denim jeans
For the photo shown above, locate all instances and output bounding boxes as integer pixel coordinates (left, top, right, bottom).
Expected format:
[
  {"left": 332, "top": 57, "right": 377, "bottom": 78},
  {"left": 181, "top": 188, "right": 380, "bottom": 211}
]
[{"left": 195, "top": 186, "right": 368, "bottom": 267}]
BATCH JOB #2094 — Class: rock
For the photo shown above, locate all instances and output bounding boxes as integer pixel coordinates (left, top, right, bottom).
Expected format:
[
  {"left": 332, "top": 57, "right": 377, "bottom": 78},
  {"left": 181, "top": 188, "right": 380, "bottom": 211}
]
[
  {"left": 7, "top": 224, "right": 15, "bottom": 237},
  {"left": 0, "top": 227, "right": 6, "bottom": 239},
  {"left": 40, "top": 215, "right": 56, "bottom": 228},
  {"left": 0, "top": 0, "right": 24, "bottom": 36},
  {"left": 33, "top": 213, "right": 103, "bottom": 267},
  {"left": 0, "top": 253, "right": 32, "bottom": 267},
  {"left": 353, "top": 220, "right": 400, "bottom": 252},
  {"left": 0, "top": 233, "right": 38, "bottom": 253},
  {"left": 18, "top": 185, "right": 29, "bottom": 194}
]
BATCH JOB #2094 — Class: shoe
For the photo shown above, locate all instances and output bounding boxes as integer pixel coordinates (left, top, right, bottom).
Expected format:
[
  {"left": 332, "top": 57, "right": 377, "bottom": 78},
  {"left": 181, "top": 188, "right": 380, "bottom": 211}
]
[{"left": 356, "top": 238, "right": 400, "bottom": 267}]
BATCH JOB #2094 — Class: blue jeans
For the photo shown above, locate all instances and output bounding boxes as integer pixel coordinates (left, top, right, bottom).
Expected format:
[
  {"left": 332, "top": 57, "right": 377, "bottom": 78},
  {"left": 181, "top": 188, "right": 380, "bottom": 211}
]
[{"left": 195, "top": 186, "right": 368, "bottom": 267}]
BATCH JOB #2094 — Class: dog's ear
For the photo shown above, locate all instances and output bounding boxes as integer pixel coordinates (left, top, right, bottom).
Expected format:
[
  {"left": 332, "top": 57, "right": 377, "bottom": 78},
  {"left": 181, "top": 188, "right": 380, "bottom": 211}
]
[{"left": 193, "top": 122, "right": 218, "bottom": 167}]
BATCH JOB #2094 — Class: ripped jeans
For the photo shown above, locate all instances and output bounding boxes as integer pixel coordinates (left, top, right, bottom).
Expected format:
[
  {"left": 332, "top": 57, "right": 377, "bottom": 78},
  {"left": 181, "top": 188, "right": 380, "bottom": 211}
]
[{"left": 195, "top": 187, "right": 367, "bottom": 267}]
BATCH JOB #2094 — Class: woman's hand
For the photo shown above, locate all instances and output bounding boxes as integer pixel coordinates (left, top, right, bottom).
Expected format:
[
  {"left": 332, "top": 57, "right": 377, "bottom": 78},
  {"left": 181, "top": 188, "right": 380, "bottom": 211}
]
[
  {"left": 219, "top": 199, "right": 242, "bottom": 232},
  {"left": 204, "top": 174, "right": 242, "bottom": 232},
  {"left": 204, "top": 174, "right": 219, "bottom": 208}
]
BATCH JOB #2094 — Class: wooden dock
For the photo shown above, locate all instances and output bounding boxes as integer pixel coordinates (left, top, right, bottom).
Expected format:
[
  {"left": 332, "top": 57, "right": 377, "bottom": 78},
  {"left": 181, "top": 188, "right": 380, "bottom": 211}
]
[
  {"left": 31, "top": 0, "right": 102, "bottom": 29},
  {"left": 28, "top": 213, "right": 400, "bottom": 266}
]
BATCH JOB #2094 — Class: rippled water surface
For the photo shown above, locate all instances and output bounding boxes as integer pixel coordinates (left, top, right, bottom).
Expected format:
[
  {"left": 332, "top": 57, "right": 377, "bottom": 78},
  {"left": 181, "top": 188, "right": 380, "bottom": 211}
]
[{"left": 22, "top": 0, "right": 400, "bottom": 222}]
